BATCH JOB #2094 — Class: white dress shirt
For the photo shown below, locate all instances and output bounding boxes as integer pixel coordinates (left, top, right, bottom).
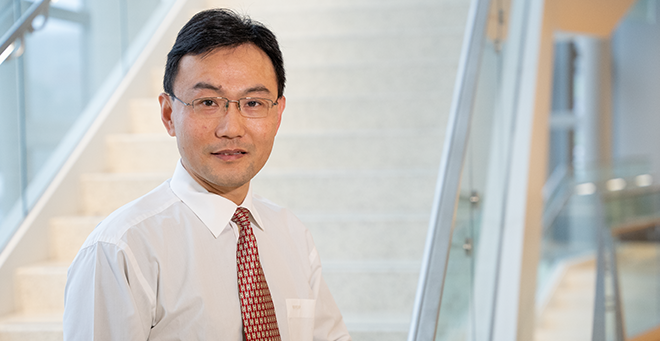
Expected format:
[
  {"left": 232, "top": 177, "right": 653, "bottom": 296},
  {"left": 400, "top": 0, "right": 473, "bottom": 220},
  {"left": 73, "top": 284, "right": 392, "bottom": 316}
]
[{"left": 63, "top": 161, "right": 350, "bottom": 341}]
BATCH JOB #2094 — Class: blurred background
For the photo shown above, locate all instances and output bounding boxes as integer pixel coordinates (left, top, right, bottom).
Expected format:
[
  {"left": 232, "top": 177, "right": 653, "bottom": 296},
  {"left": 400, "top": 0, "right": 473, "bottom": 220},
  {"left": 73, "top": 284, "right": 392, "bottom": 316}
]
[{"left": 1, "top": 0, "right": 659, "bottom": 340}]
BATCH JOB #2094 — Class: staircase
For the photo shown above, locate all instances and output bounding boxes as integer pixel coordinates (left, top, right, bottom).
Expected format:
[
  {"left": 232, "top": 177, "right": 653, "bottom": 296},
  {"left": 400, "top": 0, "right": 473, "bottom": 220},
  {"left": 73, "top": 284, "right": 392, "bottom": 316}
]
[
  {"left": 534, "top": 258, "right": 596, "bottom": 341},
  {"left": 0, "top": 0, "right": 470, "bottom": 339}
]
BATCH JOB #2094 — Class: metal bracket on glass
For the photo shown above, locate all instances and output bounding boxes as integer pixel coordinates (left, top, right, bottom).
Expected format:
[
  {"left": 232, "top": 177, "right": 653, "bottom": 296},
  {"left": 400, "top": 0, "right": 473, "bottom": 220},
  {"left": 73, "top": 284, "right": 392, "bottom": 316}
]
[
  {"left": 469, "top": 191, "right": 480, "bottom": 206},
  {"left": 463, "top": 238, "right": 473, "bottom": 256}
]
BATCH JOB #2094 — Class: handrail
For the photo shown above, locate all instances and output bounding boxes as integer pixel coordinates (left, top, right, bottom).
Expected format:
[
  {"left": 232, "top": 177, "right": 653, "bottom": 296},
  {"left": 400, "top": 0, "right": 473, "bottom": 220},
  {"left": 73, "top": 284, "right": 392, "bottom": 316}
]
[
  {"left": 592, "top": 196, "right": 626, "bottom": 341},
  {"left": 0, "top": 0, "right": 51, "bottom": 65},
  {"left": 406, "top": 0, "right": 491, "bottom": 339}
]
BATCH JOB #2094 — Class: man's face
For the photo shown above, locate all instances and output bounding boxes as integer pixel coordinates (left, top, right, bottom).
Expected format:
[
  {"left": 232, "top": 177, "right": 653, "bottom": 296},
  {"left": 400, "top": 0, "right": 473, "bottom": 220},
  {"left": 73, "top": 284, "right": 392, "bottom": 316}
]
[{"left": 159, "top": 43, "right": 285, "bottom": 204}]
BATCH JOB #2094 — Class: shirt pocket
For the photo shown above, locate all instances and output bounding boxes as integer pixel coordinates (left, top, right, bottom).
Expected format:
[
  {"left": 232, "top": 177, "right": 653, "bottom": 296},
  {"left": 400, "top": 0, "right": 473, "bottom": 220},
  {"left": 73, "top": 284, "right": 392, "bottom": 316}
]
[{"left": 286, "top": 298, "right": 316, "bottom": 341}]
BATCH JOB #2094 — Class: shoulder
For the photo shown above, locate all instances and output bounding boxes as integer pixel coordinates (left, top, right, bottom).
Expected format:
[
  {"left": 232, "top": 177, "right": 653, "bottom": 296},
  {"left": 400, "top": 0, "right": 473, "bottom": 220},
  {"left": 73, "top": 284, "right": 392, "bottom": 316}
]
[
  {"left": 80, "top": 180, "right": 182, "bottom": 250},
  {"left": 252, "top": 193, "right": 307, "bottom": 233},
  {"left": 252, "top": 194, "right": 319, "bottom": 260}
]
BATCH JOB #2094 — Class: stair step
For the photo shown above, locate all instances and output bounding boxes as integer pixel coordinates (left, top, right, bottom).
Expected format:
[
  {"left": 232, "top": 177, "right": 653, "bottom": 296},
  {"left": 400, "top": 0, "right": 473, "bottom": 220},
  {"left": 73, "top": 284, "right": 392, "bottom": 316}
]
[
  {"left": 252, "top": 169, "right": 437, "bottom": 213},
  {"left": 80, "top": 173, "right": 171, "bottom": 216},
  {"left": 347, "top": 330, "right": 409, "bottom": 341},
  {"left": 324, "top": 261, "right": 419, "bottom": 315},
  {"left": 285, "top": 63, "right": 455, "bottom": 98},
  {"left": 270, "top": 130, "right": 443, "bottom": 170},
  {"left": 106, "top": 134, "right": 179, "bottom": 173},
  {"left": 536, "top": 259, "right": 595, "bottom": 340},
  {"left": 278, "top": 96, "right": 450, "bottom": 132},
  {"left": 344, "top": 313, "right": 410, "bottom": 341},
  {"left": 281, "top": 32, "right": 463, "bottom": 66},
  {"left": 301, "top": 213, "right": 428, "bottom": 261},
  {"left": 534, "top": 329, "right": 591, "bottom": 341},
  {"left": 129, "top": 98, "right": 163, "bottom": 134},
  {"left": 49, "top": 216, "right": 104, "bottom": 263},
  {"left": 150, "top": 68, "right": 164, "bottom": 98},
  {"left": 14, "top": 263, "right": 68, "bottom": 315},
  {"left": 247, "top": 4, "right": 469, "bottom": 37},
  {"left": 0, "top": 313, "right": 62, "bottom": 341},
  {"left": 538, "top": 309, "right": 594, "bottom": 330}
]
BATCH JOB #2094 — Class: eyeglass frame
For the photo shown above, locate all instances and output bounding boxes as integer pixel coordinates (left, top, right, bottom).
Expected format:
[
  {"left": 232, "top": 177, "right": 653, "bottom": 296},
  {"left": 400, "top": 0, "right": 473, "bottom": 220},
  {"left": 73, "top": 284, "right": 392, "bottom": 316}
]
[{"left": 167, "top": 93, "right": 279, "bottom": 118}]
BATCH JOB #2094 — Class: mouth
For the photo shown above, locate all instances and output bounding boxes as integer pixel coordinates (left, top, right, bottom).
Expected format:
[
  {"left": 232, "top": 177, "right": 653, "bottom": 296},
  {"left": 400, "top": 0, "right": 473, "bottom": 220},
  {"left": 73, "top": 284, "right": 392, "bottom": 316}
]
[
  {"left": 211, "top": 149, "right": 248, "bottom": 161},
  {"left": 212, "top": 150, "right": 247, "bottom": 156}
]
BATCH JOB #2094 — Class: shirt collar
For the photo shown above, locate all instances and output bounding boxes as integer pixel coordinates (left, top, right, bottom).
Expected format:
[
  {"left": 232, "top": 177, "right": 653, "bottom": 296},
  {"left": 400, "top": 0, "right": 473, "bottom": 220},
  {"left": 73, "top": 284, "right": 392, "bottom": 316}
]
[{"left": 169, "top": 160, "right": 265, "bottom": 238}]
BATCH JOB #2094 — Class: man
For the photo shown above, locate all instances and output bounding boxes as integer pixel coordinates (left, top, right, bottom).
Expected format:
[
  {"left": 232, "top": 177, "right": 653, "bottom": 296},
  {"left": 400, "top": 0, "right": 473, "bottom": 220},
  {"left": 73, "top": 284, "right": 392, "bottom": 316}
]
[{"left": 63, "top": 9, "right": 351, "bottom": 341}]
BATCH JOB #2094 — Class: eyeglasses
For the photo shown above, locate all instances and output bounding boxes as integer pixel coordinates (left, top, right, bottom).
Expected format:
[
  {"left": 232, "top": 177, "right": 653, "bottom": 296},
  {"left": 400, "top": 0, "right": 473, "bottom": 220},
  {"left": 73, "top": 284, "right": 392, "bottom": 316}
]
[{"left": 169, "top": 94, "right": 278, "bottom": 118}]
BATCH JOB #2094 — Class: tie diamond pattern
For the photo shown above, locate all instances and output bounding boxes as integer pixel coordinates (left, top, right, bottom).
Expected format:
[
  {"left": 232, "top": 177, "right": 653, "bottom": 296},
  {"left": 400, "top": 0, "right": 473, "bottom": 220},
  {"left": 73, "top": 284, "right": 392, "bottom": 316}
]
[{"left": 233, "top": 207, "right": 281, "bottom": 341}]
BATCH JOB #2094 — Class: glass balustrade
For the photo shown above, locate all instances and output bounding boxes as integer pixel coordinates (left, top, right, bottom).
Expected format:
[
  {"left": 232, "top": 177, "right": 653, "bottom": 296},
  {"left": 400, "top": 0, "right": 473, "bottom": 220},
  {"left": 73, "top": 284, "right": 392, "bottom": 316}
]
[
  {"left": 536, "top": 159, "right": 660, "bottom": 340},
  {"left": 434, "top": 37, "right": 501, "bottom": 340},
  {"left": 430, "top": 0, "right": 516, "bottom": 337},
  {"left": 0, "top": 0, "right": 176, "bottom": 252},
  {"left": 603, "top": 166, "right": 660, "bottom": 339}
]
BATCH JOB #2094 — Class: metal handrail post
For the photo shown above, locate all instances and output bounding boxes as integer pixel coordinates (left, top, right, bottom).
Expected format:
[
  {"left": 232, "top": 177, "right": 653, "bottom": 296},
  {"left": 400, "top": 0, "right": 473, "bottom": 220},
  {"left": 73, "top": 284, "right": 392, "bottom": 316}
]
[
  {"left": 0, "top": 0, "right": 51, "bottom": 65},
  {"left": 407, "top": 0, "right": 492, "bottom": 339},
  {"left": 592, "top": 196, "right": 626, "bottom": 341}
]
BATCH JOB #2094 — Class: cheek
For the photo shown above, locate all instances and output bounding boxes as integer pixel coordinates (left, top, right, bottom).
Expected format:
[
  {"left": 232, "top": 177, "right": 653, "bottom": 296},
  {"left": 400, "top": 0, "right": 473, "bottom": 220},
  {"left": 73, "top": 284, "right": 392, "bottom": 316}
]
[
  {"left": 175, "top": 123, "right": 206, "bottom": 152},
  {"left": 253, "top": 125, "right": 279, "bottom": 149},
  {"left": 256, "top": 117, "right": 280, "bottom": 137},
  {"left": 177, "top": 120, "right": 211, "bottom": 140}
]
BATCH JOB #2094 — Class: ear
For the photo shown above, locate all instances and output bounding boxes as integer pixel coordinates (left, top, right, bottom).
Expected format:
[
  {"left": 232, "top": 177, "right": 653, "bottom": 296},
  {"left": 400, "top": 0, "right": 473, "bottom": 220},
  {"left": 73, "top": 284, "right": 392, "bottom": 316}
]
[
  {"left": 275, "top": 95, "right": 286, "bottom": 132},
  {"left": 159, "top": 93, "right": 176, "bottom": 137}
]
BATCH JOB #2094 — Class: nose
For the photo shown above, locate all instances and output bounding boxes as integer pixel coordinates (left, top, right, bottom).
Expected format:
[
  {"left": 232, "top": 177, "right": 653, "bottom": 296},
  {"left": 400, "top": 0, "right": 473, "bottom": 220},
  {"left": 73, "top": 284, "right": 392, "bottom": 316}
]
[{"left": 215, "top": 101, "right": 245, "bottom": 138}]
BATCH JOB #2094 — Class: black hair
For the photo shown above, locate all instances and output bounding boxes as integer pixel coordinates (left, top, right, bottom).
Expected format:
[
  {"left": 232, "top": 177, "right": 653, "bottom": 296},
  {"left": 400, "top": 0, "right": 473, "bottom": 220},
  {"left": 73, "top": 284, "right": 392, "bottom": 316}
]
[{"left": 163, "top": 8, "right": 285, "bottom": 98}]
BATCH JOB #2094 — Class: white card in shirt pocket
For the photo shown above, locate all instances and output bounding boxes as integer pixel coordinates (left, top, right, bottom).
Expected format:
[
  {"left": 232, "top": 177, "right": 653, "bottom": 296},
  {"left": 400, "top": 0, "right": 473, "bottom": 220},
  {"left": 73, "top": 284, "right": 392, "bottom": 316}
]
[{"left": 286, "top": 298, "right": 316, "bottom": 341}]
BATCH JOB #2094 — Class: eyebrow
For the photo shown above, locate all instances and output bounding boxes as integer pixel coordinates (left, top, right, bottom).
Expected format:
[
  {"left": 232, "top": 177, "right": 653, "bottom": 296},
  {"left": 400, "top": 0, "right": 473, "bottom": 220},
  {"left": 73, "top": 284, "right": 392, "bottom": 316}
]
[
  {"left": 192, "top": 82, "right": 220, "bottom": 91},
  {"left": 243, "top": 86, "right": 271, "bottom": 95},
  {"left": 191, "top": 82, "right": 272, "bottom": 96}
]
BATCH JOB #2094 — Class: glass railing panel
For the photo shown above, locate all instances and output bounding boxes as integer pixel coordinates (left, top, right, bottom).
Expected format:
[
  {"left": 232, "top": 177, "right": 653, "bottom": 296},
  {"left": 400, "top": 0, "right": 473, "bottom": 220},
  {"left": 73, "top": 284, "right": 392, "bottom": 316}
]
[
  {"left": 0, "top": 0, "right": 177, "bottom": 252},
  {"left": 602, "top": 167, "right": 660, "bottom": 339},
  {"left": 614, "top": 238, "right": 660, "bottom": 338},
  {"left": 23, "top": 15, "right": 85, "bottom": 181},
  {"left": 0, "top": 1, "right": 25, "bottom": 247},
  {"left": 535, "top": 161, "right": 653, "bottom": 340},
  {"left": 126, "top": 0, "right": 163, "bottom": 45},
  {"left": 535, "top": 187, "right": 601, "bottom": 340},
  {"left": 432, "top": 20, "right": 504, "bottom": 339},
  {"left": 434, "top": 196, "right": 477, "bottom": 340},
  {"left": 0, "top": 1, "right": 13, "bottom": 32},
  {"left": 0, "top": 58, "right": 21, "bottom": 235},
  {"left": 539, "top": 160, "right": 660, "bottom": 340}
]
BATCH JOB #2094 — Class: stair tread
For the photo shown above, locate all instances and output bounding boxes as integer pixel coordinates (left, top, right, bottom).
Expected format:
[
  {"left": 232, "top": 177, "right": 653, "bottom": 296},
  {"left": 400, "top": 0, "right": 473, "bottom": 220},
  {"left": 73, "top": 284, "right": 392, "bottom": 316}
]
[
  {"left": 17, "top": 261, "right": 69, "bottom": 273},
  {"left": 0, "top": 312, "right": 63, "bottom": 329},
  {"left": 343, "top": 312, "right": 411, "bottom": 331}
]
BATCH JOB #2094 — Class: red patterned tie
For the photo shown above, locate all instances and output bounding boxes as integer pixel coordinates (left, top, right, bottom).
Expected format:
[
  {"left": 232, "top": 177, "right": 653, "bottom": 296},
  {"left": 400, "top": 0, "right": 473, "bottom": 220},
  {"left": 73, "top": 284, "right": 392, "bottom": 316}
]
[{"left": 233, "top": 207, "right": 281, "bottom": 341}]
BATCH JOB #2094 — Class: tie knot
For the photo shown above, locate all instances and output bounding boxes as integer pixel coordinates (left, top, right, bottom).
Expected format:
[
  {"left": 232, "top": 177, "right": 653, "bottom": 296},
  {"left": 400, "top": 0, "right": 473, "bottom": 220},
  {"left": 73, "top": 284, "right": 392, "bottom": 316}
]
[{"left": 232, "top": 207, "right": 251, "bottom": 228}]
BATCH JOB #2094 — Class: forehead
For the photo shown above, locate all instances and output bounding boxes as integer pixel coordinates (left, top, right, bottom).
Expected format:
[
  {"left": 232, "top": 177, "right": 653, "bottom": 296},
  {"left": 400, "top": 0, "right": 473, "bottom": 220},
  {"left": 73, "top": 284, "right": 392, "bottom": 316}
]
[{"left": 174, "top": 44, "right": 277, "bottom": 94}]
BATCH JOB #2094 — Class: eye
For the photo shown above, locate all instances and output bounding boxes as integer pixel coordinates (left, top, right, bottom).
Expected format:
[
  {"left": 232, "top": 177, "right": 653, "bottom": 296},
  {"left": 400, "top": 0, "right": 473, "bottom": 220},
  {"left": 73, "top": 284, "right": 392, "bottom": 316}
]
[
  {"left": 193, "top": 97, "right": 221, "bottom": 109},
  {"left": 200, "top": 98, "right": 219, "bottom": 107},
  {"left": 243, "top": 99, "right": 265, "bottom": 108}
]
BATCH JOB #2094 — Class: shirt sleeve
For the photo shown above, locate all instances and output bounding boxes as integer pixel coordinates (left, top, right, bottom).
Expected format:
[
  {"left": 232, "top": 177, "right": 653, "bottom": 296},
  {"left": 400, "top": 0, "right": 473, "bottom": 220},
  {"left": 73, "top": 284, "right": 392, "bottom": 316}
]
[
  {"left": 63, "top": 241, "right": 154, "bottom": 340},
  {"left": 313, "top": 277, "right": 352, "bottom": 341}
]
